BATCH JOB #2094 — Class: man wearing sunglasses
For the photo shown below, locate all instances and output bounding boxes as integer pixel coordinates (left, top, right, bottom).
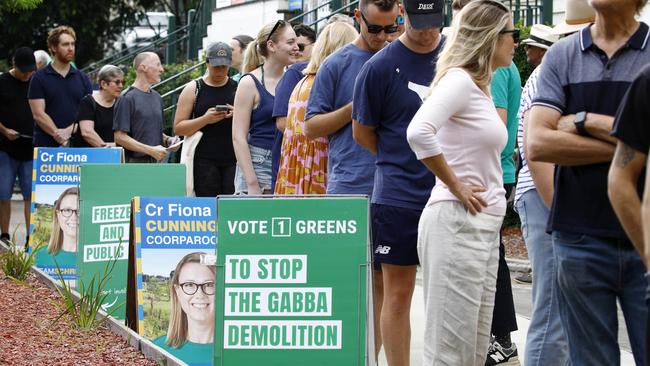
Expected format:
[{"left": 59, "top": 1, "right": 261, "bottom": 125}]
[
  {"left": 351, "top": 1, "right": 443, "bottom": 365},
  {"left": 304, "top": 2, "right": 397, "bottom": 357}
]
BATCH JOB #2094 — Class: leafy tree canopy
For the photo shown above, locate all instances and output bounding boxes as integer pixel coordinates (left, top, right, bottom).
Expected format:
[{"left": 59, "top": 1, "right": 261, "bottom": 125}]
[{"left": 0, "top": 0, "right": 158, "bottom": 68}]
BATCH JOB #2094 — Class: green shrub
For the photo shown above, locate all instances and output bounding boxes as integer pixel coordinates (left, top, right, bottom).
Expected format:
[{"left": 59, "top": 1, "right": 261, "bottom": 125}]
[
  {"left": 513, "top": 23, "right": 535, "bottom": 85},
  {"left": 0, "top": 232, "right": 44, "bottom": 282},
  {"left": 52, "top": 255, "right": 122, "bottom": 329}
]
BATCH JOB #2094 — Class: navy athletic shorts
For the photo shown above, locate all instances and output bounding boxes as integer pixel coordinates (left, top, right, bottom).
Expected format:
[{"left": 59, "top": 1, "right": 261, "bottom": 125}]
[{"left": 371, "top": 203, "right": 422, "bottom": 267}]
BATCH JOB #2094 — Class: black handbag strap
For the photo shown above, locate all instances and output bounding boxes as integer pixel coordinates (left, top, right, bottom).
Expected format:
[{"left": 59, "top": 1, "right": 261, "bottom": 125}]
[{"left": 191, "top": 78, "right": 201, "bottom": 119}]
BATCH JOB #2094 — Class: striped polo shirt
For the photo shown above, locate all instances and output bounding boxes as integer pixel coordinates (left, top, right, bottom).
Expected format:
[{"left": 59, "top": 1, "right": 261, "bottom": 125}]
[
  {"left": 532, "top": 22, "right": 650, "bottom": 240},
  {"left": 514, "top": 66, "right": 541, "bottom": 205}
]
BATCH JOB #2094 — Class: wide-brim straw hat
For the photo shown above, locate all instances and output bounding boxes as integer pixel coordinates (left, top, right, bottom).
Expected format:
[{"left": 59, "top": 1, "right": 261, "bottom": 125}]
[
  {"left": 521, "top": 24, "right": 559, "bottom": 49},
  {"left": 552, "top": 0, "right": 596, "bottom": 35}
]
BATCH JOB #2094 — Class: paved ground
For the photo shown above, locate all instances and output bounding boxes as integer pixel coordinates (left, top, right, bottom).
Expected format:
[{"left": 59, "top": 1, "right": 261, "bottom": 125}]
[{"left": 5, "top": 198, "right": 638, "bottom": 365}]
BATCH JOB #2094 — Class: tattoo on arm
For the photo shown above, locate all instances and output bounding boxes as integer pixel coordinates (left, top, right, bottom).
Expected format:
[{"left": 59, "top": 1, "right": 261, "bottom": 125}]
[{"left": 614, "top": 143, "right": 636, "bottom": 168}]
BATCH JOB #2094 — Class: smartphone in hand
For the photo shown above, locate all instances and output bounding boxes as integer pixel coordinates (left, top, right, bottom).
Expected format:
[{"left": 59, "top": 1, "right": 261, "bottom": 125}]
[{"left": 215, "top": 105, "right": 231, "bottom": 112}]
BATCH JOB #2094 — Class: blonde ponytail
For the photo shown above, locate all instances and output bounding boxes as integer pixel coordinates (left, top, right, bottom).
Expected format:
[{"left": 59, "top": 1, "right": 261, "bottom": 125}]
[{"left": 242, "top": 39, "right": 262, "bottom": 73}]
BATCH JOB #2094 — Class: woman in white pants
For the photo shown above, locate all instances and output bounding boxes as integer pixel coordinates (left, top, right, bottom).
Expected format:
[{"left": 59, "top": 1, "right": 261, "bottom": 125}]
[{"left": 406, "top": 1, "right": 517, "bottom": 364}]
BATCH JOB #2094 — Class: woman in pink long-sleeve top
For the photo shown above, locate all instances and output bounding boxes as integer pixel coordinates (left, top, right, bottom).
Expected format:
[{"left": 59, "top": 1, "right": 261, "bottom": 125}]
[{"left": 406, "top": 1, "right": 517, "bottom": 365}]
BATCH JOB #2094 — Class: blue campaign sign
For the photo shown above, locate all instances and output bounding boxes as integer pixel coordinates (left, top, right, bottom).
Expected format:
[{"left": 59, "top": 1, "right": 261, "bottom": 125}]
[
  {"left": 33, "top": 148, "right": 122, "bottom": 185},
  {"left": 133, "top": 196, "right": 218, "bottom": 366},
  {"left": 30, "top": 147, "right": 123, "bottom": 281},
  {"left": 138, "top": 197, "right": 217, "bottom": 250}
]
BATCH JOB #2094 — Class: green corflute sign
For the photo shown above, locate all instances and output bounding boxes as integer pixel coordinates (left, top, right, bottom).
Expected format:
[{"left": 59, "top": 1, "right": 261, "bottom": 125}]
[{"left": 214, "top": 196, "right": 371, "bottom": 365}]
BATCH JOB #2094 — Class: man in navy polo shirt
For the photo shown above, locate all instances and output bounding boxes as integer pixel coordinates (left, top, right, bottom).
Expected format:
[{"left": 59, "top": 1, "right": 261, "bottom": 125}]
[
  {"left": 352, "top": 0, "right": 442, "bottom": 364},
  {"left": 28, "top": 26, "right": 92, "bottom": 147},
  {"left": 528, "top": 0, "right": 650, "bottom": 363}
]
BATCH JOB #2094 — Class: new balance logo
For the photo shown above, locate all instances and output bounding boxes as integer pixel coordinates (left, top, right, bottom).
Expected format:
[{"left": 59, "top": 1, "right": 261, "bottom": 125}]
[{"left": 375, "top": 245, "right": 391, "bottom": 254}]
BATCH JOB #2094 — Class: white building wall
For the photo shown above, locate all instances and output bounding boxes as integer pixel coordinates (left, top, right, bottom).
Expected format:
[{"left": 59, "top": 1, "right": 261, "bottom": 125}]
[
  {"left": 552, "top": 0, "right": 650, "bottom": 25},
  {"left": 202, "top": 0, "right": 288, "bottom": 52}
]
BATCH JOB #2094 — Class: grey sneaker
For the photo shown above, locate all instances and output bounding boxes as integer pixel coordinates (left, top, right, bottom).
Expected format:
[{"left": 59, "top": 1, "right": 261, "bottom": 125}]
[
  {"left": 485, "top": 339, "right": 520, "bottom": 365},
  {"left": 514, "top": 271, "right": 532, "bottom": 284}
]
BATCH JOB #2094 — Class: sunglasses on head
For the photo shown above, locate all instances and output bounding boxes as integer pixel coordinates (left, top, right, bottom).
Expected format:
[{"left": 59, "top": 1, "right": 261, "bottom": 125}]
[
  {"left": 499, "top": 28, "right": 520, "bottom": 43},
  {"left": 360, "top": 12, "right": 398, "bottom": 34},
  {"left": 266, "top": 19, "right": 286, "bottom": 44}
]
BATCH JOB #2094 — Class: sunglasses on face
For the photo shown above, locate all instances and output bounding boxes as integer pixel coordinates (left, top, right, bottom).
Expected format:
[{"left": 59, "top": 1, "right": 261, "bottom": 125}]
[
  {"left": 266, "top": 19, "right": 287, "bottom": 44},
  {"left": 109, "top": 79, "right": 124, "bottom": 86},
  {"left": 500, "top": 28, "right": 520, "bottom": 43},
  {"left": 360, "top": 12, "right": 398, "bottom": 34},
  {"left": 297, "top": 43, "right": 310, "bottom": 52}
]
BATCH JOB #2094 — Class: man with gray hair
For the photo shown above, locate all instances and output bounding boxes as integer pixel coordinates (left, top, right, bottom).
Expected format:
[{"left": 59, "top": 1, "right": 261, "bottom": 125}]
[
  {"left": 33, "top": 50, "right": 51, "bottom": 70},
  {"left": 528, "top": 0, "right": 649, "bottom": 363},
  {"left": 113, "top": 52, "right": 177, "bottom": 163}
]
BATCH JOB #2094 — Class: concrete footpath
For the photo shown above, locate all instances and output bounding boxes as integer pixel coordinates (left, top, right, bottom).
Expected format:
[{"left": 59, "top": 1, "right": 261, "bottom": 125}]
[{"left": 5, "top": 198, "right": 637, "bottom": 365}]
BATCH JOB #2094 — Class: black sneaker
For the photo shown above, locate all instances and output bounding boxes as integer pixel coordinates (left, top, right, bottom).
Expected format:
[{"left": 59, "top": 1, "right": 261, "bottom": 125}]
[
  {"left": 485, "top": 338, "right": 520, "bottom": 365},
  {"left": 514, "top": 271, "right": 532, "bottom": 284}
]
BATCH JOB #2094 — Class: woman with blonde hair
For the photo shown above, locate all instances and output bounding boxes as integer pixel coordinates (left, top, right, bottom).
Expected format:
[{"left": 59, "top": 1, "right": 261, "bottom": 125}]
[
  {"left": 406, "top": 1, "right": 517, "bottom": 364},
  {"left": 48, "top": 187, "right": 79, "bottom": 255},
  {"left": 274, "top": 22, "right": 358, "bottom": 194},
  {"left": 153, "top": 252, "right": 215, "bottom": 364},
  {"left": 232, "top": 20, "right": 299, "bottom": 195}
]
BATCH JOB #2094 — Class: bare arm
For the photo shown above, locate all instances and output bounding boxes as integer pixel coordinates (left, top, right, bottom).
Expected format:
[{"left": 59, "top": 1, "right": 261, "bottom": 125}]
[
  {"left": 232, "top": 76, "right": 261, "bottom": 194},
  {"left": 643, "top": 149, "right": 650, "bottom": 267},
  {"left": 608, "top": 141, "right": 647, "bottom": 262},
  {"left": 0, "top": 121, "right": 19, "bottom": 141},
  {"left": 556, "top": 112, "right": 617, "bottom": 144},
  {"left": 80, "top": 120, "right": 112, "bottom": 147},
  {"left": 496, "top": 108, "right": 507, "bottom": 126},
  {"left": 419, "top": 154, "right": 487, "bottom": 215},
  {"left": 352, "top": 120, "right": 377, "bottom": 155},
  {"left": 522, "top": 109, "right": 555, "bottom": 207},
  {"left": 276, "top": 117, "right": 287, "bottom": 132},
  {"left": 114, "top": 130, "right": 167, "bottom": 161},
  {"left": 303, "top": 102, "right": 353, "bottom": 139},
  {"left": 29, "top": 98, "right": 71, "bottom": 145},
  {"left": 173, "top": 81, "right": 231, "bottom": 136},
  {"left": 527, "top": 105, "right": 616, "bottom": 165}
]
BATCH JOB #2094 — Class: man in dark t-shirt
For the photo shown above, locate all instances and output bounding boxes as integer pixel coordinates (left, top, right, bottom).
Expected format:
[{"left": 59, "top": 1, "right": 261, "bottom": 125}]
[
  {"left": 113, "top": 52, "right": 177, "bottom": 163},
  {"left": 28, "top": 26, "right": 92, "bottom": 147},
  {"left": 609, "top": 62, "right": 650, "bottom": 366},
  {"left": 0, "top": 47, "right": 36, "bottom": 245}
]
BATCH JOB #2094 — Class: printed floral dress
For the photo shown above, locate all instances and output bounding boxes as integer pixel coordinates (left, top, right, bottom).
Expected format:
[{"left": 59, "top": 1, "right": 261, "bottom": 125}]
[{"left": 274, "top": 74, "right": 328, "bottom": 194}]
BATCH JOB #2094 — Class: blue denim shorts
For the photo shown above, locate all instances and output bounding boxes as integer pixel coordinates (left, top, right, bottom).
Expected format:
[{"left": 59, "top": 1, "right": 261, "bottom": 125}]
[
  {"left": 0, "top": 151, "right": 32, "bottom": 200},
  {"left": 234, "top": 144, "right": 273, "bottom": 194}
]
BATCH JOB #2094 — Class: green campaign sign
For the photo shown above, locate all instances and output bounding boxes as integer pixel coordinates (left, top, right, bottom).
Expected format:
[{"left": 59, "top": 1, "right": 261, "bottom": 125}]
[
  {"left": 78, "top": 164, "right": 185, "bottom": 320},
  {"left": 214, "top": 197, "right": 370, "bottom": 365}
]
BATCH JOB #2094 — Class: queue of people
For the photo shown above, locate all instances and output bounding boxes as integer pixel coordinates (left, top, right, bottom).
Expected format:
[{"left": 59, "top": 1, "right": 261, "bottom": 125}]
[{"left": 2, "top": 0, "right": 650, "bottom": 365}]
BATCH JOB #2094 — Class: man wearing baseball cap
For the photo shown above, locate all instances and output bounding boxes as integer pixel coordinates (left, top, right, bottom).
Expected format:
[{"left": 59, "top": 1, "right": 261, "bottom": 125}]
[
  {"left": 0, "top": 47, "right": 37, "bottom": 247},
  {"left": 352, "top": 0, "right": 443, "bottom": 364}
]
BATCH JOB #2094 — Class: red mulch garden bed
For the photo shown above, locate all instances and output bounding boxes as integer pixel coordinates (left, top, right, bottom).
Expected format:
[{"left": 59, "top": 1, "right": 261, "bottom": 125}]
[{"left": 0, "top": 269, "right": 157, "bottom": 366}]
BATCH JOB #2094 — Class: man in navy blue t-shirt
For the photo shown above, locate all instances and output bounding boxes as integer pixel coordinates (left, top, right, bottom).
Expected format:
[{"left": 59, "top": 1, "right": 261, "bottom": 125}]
[
  {"left": 28, "top": 26, "right": 92, "bottom": 147},
  {"left": 352, "top": 0, "right": 443, "bottom": 364},
  {"left": 304, "top": 0, "right": 399, "bottom": 197}
]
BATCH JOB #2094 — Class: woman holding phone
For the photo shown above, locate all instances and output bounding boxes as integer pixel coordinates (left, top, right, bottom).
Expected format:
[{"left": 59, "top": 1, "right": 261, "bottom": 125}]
[{"left": 174, "top": 41, "right": 238, "bottom": 196}]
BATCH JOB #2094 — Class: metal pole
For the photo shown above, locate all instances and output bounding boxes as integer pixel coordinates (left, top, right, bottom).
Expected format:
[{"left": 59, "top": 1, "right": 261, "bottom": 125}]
[
  {"left": 165, "top": 15, "right": 177, "bottom": 64},
  {"left": 187, "top": 9, "right": 197, "bottom": 60},
  {"left": 542, "top": 0, "right": 552, "bottom": 25}
]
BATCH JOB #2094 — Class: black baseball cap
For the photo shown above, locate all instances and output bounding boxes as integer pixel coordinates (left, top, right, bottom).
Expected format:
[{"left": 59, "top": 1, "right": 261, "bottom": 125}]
[
  {"left": 403, "top": 0, "right": 444, "bottom": 30},
  {"left": 13, "top": 47, "right": 36, "bottom": 73}
]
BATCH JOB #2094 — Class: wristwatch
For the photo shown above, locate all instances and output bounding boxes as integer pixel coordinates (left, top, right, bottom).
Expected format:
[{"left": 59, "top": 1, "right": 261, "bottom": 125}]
[{"left": 574, "top": 111, "right": 588, "bottom": 136}]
